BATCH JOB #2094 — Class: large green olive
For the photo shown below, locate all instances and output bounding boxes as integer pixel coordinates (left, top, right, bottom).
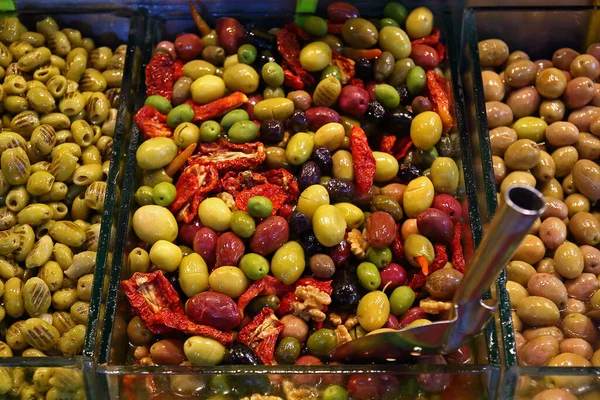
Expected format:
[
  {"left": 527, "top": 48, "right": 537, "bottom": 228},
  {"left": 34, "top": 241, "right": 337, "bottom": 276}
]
[
  {"left": 357, "top": 290, "right": 390, "bottom": 331},
  {"left": 286, "top": 132, "right": 314, "bottom": 166},
  {"left": 372, "top": 151, "right": 399, "bottom": 182},
  {"left": 378, "top": 26, "right": 411, "bottom": 60},
  {"left": 136, "top": 137, "right": 178, "bottom": 170},
  {"left": 223, "top": 64, "right": 259, "bottom": 94},
  {"left": 342, "top": 18, "right": 378, "bottom": 49},
  {"left": 430, "top": 157, "right": 459, "bottom": 194},
  {"left": 299, "top": 42, "right": 332, "bottom": 72},
  {"left": 271, "top": 241, "right": 305, "bottom": 285},
  {"left": 190, "top": 75, "right": 225, "bottom": 104},
  {"left": 403, "top": 176, "right": 434, "bottom": 217},
  {"left": 517, "top": 296, "right": 560, "bottom": 326},
  {"left": 184, "top": 336, "right": 225, "bottom": 366},
  {"left": 253, "top": 98, "right": 294, "bottom": 121},
  {"left": 132, "top": 205, "right": 178, "bottom": 244},
  {"left": 198, "top": 198, "right": 232, "bottom": 232},
  {"left": 297, "top": 184, "right": 330, "bottom": 219},
  {"left": 312, "top": 204, "right": 347, "bottom": 247},
  {"left": 208, "top": 266, "right": 249, "bottom": 298}
]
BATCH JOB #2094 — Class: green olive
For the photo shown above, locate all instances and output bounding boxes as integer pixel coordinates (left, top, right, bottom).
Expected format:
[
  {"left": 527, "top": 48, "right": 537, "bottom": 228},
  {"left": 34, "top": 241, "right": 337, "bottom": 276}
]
[
  {"left": 405, "top": 7, "right": 434, "bottom": 39},
  {"left": 404, "top": 234, "right": 435, "bottom": 268},
  {"left": 271, "top": 241, "right": 305, "bottom": 285},
  {"left": 190, "top": 75, "right": 225, "bottom": 104},
  {"left": 411, "top": 111, "right": 442, "bottom": 150},
  {"left": 334, "top": 202, "right": 364, "bottom": 229},
  {"left": 299, "top": 42, "right": 332, "bottom": 72},
  {"left": 135, "top": 137, "right": 178, "bottom": 170},
  {"left": 430, "top": 157, "right": 459, "bottom": 194},
  {"left": 379, "top": 26, "right": 411, "bottom": 59},
  {"left": 198, "top": 197, "right": 232, "bottom": 232},
  {"left": 372, "top": 151, "right": 399, "bottom": 182},
  {"left": 342, "top": 18, "right": 379, "bottom": 49},
  {"left": 357, "top": 291, "right": 390, "bottom": 331},
  {"left": 307, "top": 329, "right": 337, "bottom": 357},
  {"left": 286, "top": 132, "right": 314, "bottom": 165},
  {"left": 223, "top": 64, "right": 259, "bottom": 94},
  {"left": 403, "top": 176, "right": 434, "bottom": 217},
  {"left": 297, "top": 184, "right": 330, "bottom": 219},
  {"left": 312, "top": 204, "right": 347, "bottom": 247},
  {"left": 208, "top": 266, "right": 249, "bottom": 298},
  {"left": 184, "top": 336, "right": 225, "bottom": 366},
  {"left": 132, "top": 205, "right": 178, "bottom": 244},
  {"left": 275, "top": 337, "right": 301, "bottom": 364},
  {"left": 149, "top": 240, "right": 183, "bottom": 273}
]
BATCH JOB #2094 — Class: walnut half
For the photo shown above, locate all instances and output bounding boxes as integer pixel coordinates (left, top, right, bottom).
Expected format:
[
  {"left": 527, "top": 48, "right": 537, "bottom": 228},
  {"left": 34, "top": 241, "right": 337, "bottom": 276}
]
[{"left": 291, "top": 285, "right": 331, "bottom": 323}]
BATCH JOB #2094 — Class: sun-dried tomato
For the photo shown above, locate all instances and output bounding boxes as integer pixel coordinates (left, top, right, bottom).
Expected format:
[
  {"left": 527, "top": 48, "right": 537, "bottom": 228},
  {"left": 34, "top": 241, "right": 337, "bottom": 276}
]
[
  {"left": 392, "top": 223, "right": 405, "bottom": 260},
  {"left": 409, "top": 244, "right": 448, "bottom": 290},
  {"left": 435, "top": 42, "right": 446, "bottom": 63},
  {"left": 411, "top": 27, "right": 441, "bottom": 47},
  {"left": 380, "top": 135, "right": 396, "bottom": 154},
  {"left": 237, "top": 307, "right": 284, "bottom": 365},
  {"left": 134, "top": 105, "right": 173, "bottom": 139},
  {"left": 349, "top": 125, "right": 376, "bottom": 195},
  {"left": 173, "top": 59, "right": 184, "bottom": 81},
  {"left": 426, "top": 70, "right": 453, "bottom": 134},
  {"left": 283, "top": 22, "right": 310, "bottom": 41},
  {"left": 331, "top": 50, "right": 355, "bottom": 84},
  {"left": 146, "top": 53, "right": 174, "bottom": 101},
  {"left": 220, "top": 168, "right": 298, "bottom": 203},
  {"left": 394, "top": 136, "right": 413, "bottom": 160},
  {"left": 237, "top": 276, "right": 292, "bottom": 317},
  {"left": 235, "top": 183, "right": 288, "bottom": 215},
  {"left": 278, "top": 204, "right": 294, "bottom": 219},
  {"left": 170, "top": 164, "right": 220, "bottom": 223},
  {"left": 185, "top": 92, "right": 248, "bottom": 122},
  {"left": 349, "top": 78, "right": 365, "bottom": 89},
  {"left": 277, "top": 28, "right": 314, "bottom": 89},
  {"left": 262, "top": 168, "right": 299, "bottom": 202},
  {"left": 190, "top": 139, "right": 266, "bottom": 172},
  {"left": 342, "top": 48, "right": 382, "bottom": 60},
  {"left": 451, "top": 222, "right": 466, "bottom": 274},
  {"left": 327, "top": 22, "right": 344, "bottom": 35},
  {"left": 122, "top": 271, "right": 234, "bottom": 345}
]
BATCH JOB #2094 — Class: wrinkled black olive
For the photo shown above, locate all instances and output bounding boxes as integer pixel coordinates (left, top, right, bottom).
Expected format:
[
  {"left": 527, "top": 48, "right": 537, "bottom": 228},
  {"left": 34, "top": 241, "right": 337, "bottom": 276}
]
[
  {"left": 301, "top": 233, "right": 325, "bottom": 256},
  {"left": 224, "top": 343, "right": 262, "bottom": 366},
  {"left": 260, "top": 120, "right": 285, "bottom": 143},
  {"left": 311, "top": 147, "right": 333, "bottom": 175},
  {"left": 383, "top": 106, "right": 413, "bottom": 135},
  {"left": 288, "top": 110, "right": 308, "bottom": 133},
  {"left": 332, "top": 267, "right": 359, "bottom": 310},
  {"left": 398, "top": 163, "right": 423, "bottom": 184},
  {"left": 396, "top": 84, "right": 411, "bottom": 106},
  {"left": 365, "top": 101, "right": 386, "bottom": 122},
  {"left": 298, "top": 161, "right": 321, "bottom": 191},
  {"left": 354, "top": 57, "right": 373, "bottom": 80},
  {"left": 288, "top": 211, "right": 311, "bottom": 239},
  {"left": 323, "top": 179, "right": 357, "bottom": 203}
]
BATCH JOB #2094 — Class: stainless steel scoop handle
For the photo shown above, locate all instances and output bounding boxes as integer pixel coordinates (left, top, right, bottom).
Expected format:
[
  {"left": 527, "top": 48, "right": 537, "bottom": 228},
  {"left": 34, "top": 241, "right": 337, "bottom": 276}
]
[{"left": 452, "top": 185, "right": 546, "bottom": 307}]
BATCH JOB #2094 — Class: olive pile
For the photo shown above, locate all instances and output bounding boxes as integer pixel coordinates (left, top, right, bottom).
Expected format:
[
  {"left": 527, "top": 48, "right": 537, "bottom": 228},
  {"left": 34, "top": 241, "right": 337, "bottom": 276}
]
[
  {"left": 480, "top": 39, "right": 600, "bottom": 398},
  {"left": 123, "top": 2, "right": 480, "bottom": 399},
  {"left": 0, "top": 15, "right": 126, "bottom": 399}
]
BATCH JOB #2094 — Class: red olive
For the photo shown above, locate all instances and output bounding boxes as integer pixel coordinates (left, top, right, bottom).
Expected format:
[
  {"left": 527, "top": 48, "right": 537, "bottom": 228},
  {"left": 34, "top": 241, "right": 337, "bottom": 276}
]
[
  {"left": 410, "top": 44, "right": 440, "bottom": 70},
  {"left": 216, "top": 232, "right": 245, "bottom": 267},
  {"left": 215, "top": 17, "right": 245, "bottom": 55},
  {"left": 174, "top": 33, "right": 204, "bottom": 62},
  {"left": 193, "top": 227, "right": 218, "bottom": 266},
  {"left": 417, "top": 208, "right": 455, "bottom": 244},
  {"left": 185, "top": 292, "right": 241, "bottom": 330},
  {"left": 178, "top": 218, "right": 203, "bottom": 247},
  {"left": 327, "top": 2, "right": 360, "bottom": 23},
  {"left": 250, "top": 216, "right": 290, "bottom": 256},
  {"left": 399, "top": 307, "right": 426, "bottom": 328},
  {"left": 432, "top": 193, "right": 462, "bottom": 223},
  {"left": 379, "top": 263, "right": 407, "bottom": 290}
]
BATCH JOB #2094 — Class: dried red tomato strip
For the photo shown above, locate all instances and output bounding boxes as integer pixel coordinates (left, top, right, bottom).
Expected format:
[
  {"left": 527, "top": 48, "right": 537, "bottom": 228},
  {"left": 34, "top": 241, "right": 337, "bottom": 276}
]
[
  {"left": 435, "top": 42, "right": 446, "bottom": 63},
  {"left": 146, "top": 53, "right": 174, "bottom": 101},
  {"left": 170, "top": 163, "right": 220, "bottom": 223},
  {"left": 185, "top": 92, "right": 248, "bottom": 122},
  {"left": 411, "top": 28, "right": 441, "bottom": 46},
  {"left": 283, "top": 64, "right": 305, "bottom": 90},
  {"left": 173, "top": 60, "right": 184, "bottom": 81},
  {"left": 451, "top": 222, "right": 466, "bottom": 273},
  {"left": 327, "top": 22, "right": 344, "bottom": 34},
  {"left": 409, "top": 244, "right": 448, "bottom": 290},
  {"left": 380, "top": 135, "right": 397, "bottom": 154},
  {"left": 122, "top": 272, "right": 234, "bottom": 345},
  {"left": 278, "top": 204, "right": 294, "bottom": 219},
  {"left": 134, "top": 105, "right": 173, "bottom": 139},
  {"left": 349, "top": 78, "right": 365, "bottom": 88},
  {"left": 262, "top": 168, "right": 299, "bottom": 202},
  {"left": 394, "top": 137, "right": 413, "bottom": 160},
  {"left": 277, "top": 28, "right": 314, "bottom": 89},
  {"left": 426, "top": 70, "right": 453, "bottom": 134},
  {"left": 283, "top": 22, "right": 310, "bottom": 41},
  {"left": 190, "top": 139, "right": 266, "bottom": 172},
  {"left": 349, "top": 125, "right": 376, "bottom": 195},
  {"left": 342, "top": 48, "right": 382, "bottom": 60},
  {"left": 331, "top": 50, "right": 355, "bottom": 84},
  {"left": 238, "top": 308, "right": 284, "bottom": 365},
  {"left": 237, "top": 276, "right": 292, "bottom": 317},
  {"left": 392, "top": 223, "right": 404, "bottom": 260},
  {"left": 235, "top": 183, "right": 288, "bottom": 215}
]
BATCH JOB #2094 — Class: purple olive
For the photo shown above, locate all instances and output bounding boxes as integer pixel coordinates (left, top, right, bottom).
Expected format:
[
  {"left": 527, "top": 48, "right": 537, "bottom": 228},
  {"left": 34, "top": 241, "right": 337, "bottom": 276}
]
[
  {"left": 417, "top": 355, "right": 451, "bottom": 393},
  {"left": 298, "top": 161, "right": 321, "bottom": 191},
  {"left": 417, "top": 208, "right": 455, "bottom": 244},
  {"left": 260, "top": 120, "right": 285, "bottom": 143},
  {"left": 288, "top": 110, "right": 308, "bottom": 133},
  {"left": 311, "top": 147, "right": 333, "bottom": 175}
]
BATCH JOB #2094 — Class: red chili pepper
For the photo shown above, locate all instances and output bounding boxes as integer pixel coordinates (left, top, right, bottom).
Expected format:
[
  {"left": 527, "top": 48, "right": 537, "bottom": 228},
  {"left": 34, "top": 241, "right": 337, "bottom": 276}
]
[
  {"left": 235, "top": 183, "right": 288, "bottom": 215},
  {"left": 426, "top": 70, "right": 453, "bottom": 134},
  {"left": 392, "top": 223, "right": 404, "bottom": 260},
  {"left": 189, "top": 1, "right": 212, "bottom": 37},
  {"left": 331, "top": 50, "right": 355, "bottom": 84},
  {"left": 277, "top": 28, "right": 314, "bottom": 89},
  {"left": 185, "top": 92, "right": 248, "bottom": 122},
  {"left": 190, "top": 139, "right": 266, "bottom": 172},
  {"left": 411, "top": 28, "right": 441, "bottom": 47},
  {"left": 134, "top": 105, "right": 173, "bottom": 139},
  {"left": 170, "top": 163, "right": 220, "bottom": 223},
  {"left": 327, "top": 22, "right": 344, "bottom": 34},
  {"left": 146, "top": 53, "right": 174, "bottom": 101},
  {"left": 237, "top": 276, "right": 292, "bottom": 317},
  {"left": 349, "top": 78, "right": 365, "bottom": 88},
  {"left": 451, "top": 222, "right": 466, "bottom": 273},
  {"left": 173, "top": 59, "right": 184, "bottom": 81},
  {"left": 122, "top": 271, "right": 234, "bottom": 345},
  {"left": 342, "top": 48, "right": 382, "bottom": 60},
  {"left": 409, "top": 244, "right": 448, "bottom": 290},
  {"left": 393, "top": 136, "right": 413, "bottom": 160},
  {"left": 237, "top": 307, "right": 284, "bottom": 365},
  {"left": 380, "top": 135, "right": 397, "bottom": 154},
  {"left": 349, "top": 125, "right": 376, "bottom": 195}
]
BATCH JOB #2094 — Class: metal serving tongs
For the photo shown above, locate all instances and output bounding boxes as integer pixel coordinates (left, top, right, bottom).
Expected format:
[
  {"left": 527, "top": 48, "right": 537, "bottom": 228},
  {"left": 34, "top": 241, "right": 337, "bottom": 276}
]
[{"left": 329, "top": 185, "right": 546, "bottom": 363}]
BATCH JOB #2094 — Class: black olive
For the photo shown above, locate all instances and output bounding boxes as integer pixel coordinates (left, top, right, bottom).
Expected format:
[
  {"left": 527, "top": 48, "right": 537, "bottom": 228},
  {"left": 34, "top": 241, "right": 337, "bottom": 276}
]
[
  {"left": 256, "top": 49, "right": 279, "bottom": 68},
  {"left": 332, "top": 268, "right": 360, "bottom": 310},
  {"left": 301, "top": 233, "right": 325, "bottom": 256},
  {"left": 323, "top": 179, "right": 357, "bottom": 203},
  {"left": 311, "top": 147, "right": 333, "bottom": 175},
  {"left": 231, "top": 375, "right": 272, "bottom": 397},
  {"left": 288, "top": 110, "right": 308, "bottom": 133},
  {"left": 354, "top": 57, "right": 373, "bottom": 80},
  {"left": 260, "top": 120, "right": 285, "bottom": 143},
  {"left": 383, "top": 106, "right": 413, "bottom": 135},
  {"left": 396, "top": 84, "right": 411, "bottom": 106},
  {"left": 298, "top": 161, "right": 321, "bottom": 191},
  {"left": 398, "top": 163, "right": 423, "bottom": 184},
  {"left": 365, "top": 101, "right": 386, "bottom": 122},
  {"left": 287, "top": 211, "right": 311, "bottom": 239},
  {"left": 437, "top": 135, "right": 453, "bottom": 157},
  {"left": 225, "top": 343, "right": 262, "bottom": 366},
  {"left": 244, "top": 25, "right": 276, "bottom": 50}
]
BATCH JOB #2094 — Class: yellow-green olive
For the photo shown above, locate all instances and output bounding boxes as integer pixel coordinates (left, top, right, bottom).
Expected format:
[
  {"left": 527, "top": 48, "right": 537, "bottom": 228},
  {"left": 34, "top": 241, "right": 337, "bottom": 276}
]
[
  {"left": 372, "top": 151, "right": 399, "bottom": 182},
  {"left": 253, "top": 98, "right": 295, "bottom": 121},
  {"left": 179, "top": 253, "right": 209, "bottom": 297},
  {"left": 4, "top": 277, "right": 24, "bottom": 318},
  {"left": 17, "top": 47, "right": 51, "bottom": 72},
  {"left": 297, "top": 184, "right": 330, "bottom": 219},
  {"left": 136, "top": 137, "right": 178, "bottom": 170},
  {"left": 39, "top": 261, "right": 63, "bottom": 291},
  {"left": 271, "top": 241, "right": 306, "bottom": 285},
  {"left": 25, "top": 234, "right": 53, "bottom": 269},
  {"left": 208, "top": 266, "right": 249, "bottom": 298}
]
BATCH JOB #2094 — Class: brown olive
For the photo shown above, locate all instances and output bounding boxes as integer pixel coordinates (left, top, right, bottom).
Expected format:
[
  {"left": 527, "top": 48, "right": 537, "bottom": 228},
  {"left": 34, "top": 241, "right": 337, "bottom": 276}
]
[
  {"left": 535, "top": 59, "right": 553, "bottom": 74},
  {"left": 581, "top": 245, "right": 600, "bottom": 274},
  {"left": 575, "top": 132, "right": 600, "bottom": 160},
  {"left": 504, "top": 60, "right": 536, "bottom": 88},
  {"left": 127, "top": 316, "right": 155, "bottom": 346},
  {"left": 564, "top": 193, "right": 590, "bottom": 217},
  {"left": 545, "top": 121, "right": 579, "bottom": 147},
  {"left": 527, "top": 272, "right": 568, "bottom": 309},
  {"left": 508, "top": 50, "right": 530, "bottom": 65},
  {"left": 489, "top": 126, "right": 518, "bottom": 156},
  {"left": 559, "top": 338, "right": 593, "bottom": 360},
  {"left": 342, "top": 18, "right": 378, "bottom": 49},
  {"left": 572, "top": 159, "right": 600, "bottom": 201},
  {"left": 567, "top": 105, "right": 600, "bottom": 132},
  {"left": 486, "top": 101, "right": 513, "bottom": 128},
  {"left": 506, "top": 261, "right": 537, "bottom": 287},
  {"left": 554, "top": 242, "right": 584, "bottom": 279},
  {"left": 542, "top": 197, "right": 568, "bottom": 220},
  {"left": 565, "top": 273, "right": 598, "bottom": 301},
  {"left": 552, "top": 48, "right": 581, "bottom": 71},
  {"left": 424, "top": 268, "right": 463, "bottom": 300},
  {"left": 512, "top": 234, "right": 546, "bottom": 265},
  {"left": 537, "top": 258, "right": 562, "bottom": 280},
  {"left": 570, "top": 54, "right": 600, "bottom": 80},
  {"left": 150, "top": 339, "right": 186, "bottom": 365},
  {"left": 481, "top": 70, "right": 505, "bottom": 102},
  {"left": 532, "top": 389, "right": 578, "bottom": 400},
  {"left": 562, "top": 76, "right": 595, "bottom": 109},
  {"left": 539, "top": 99, "right": 566, "bottom": 124},
  {"left": 551, "top": 146, "right": 579, "bottom": 178},
  {"left": 492, "top": 156, "right": 506, "bottom": 184},
  {"left": 309, "top": 254, "right": 335, "bottom": 279},
  {"left": 568, "top": 212, "right": 600, "bottom": 246},
  {"left": 531, "top": 150, "right": 556, "bottom": 183},
  {"left": 523, "top": 326, "right": 564, "bottom": 342},
  {"left": 506, "top": 86, "right": 541, "bottom": 118},
  {"left": 562, "top": 173, "right": 577, "bottom": 196},
  {"left": 536, "top": 68, "right": 567, "bottom": 99},
  {"left": 280, "top": 314, "right": 309, "bottom": 343},
  {"left": 514, "top": 332, "right": 527, "bottom": 352},
  {"left": 539, "top": 217, "right": 566, "bottom": 250},
  {"left": 562, "top": 313, "right": 597, "bottom": 343},
  {"left": 518, "top": 335, "right": 560, "bottom": 366},
  {"left": 478, "top": 39, "right": 509, "bottom": 67},
  {"left": 504, "top": 139, "right": 540, "bottom": 171},
  {"left": 538, "top": 178, "right": 564, "bottom": 200}
]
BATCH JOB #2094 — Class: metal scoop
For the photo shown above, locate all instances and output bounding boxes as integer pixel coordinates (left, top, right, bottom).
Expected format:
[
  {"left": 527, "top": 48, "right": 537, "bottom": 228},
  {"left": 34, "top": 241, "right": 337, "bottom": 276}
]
[{"left": 329, "top": 185, "right": 546, "bottom": 363}]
